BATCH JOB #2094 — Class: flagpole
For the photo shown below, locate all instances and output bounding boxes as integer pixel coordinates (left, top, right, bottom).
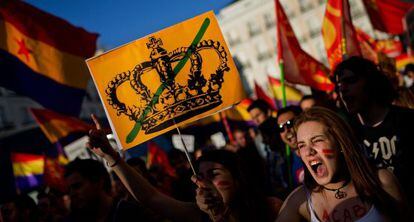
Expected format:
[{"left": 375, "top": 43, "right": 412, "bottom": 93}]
[
  {"left": 341, "top": 0, "right": 348, "bottom": 59},
  {"left": 172, "top": 119, "right": 197, "bottom": 175},
  {"left": 220, "top": 112, "right": 234, "bottom": 144},
  {"left": 275, "top": 0, "right": 292, "bottom": 188},
  {"left": 279, "top": 60, "right": 288, "bottom": 108}
]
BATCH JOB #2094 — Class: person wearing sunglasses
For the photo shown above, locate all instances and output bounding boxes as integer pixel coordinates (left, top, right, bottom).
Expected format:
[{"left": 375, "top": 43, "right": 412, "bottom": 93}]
[
  {"left": 248, "top": 99, "right": 289, "bottom": 198},
  {"left": 276, "top": 106, "right": 304, "bottom": 187}
]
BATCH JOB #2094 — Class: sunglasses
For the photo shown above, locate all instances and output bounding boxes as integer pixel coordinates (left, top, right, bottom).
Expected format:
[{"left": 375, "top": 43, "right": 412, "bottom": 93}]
[{"left": 278, "top": 119, "right": 294, "bottom": 132}]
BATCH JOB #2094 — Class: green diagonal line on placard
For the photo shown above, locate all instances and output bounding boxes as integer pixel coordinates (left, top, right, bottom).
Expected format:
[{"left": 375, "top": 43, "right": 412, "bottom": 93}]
[{"left": 126, "top": 18, "right": 211, "bottom": 143}]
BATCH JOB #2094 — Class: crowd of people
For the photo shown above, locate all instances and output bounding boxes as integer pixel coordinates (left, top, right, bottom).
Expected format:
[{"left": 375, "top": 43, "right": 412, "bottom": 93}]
[{"left": 2, "top": 56, "right": 414, "bottom": 221}]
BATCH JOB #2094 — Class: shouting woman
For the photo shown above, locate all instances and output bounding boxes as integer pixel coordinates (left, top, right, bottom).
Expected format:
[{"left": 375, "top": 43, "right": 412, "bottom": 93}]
[{"left": 276, "top": 107, "right": 410, "bottom": 222}]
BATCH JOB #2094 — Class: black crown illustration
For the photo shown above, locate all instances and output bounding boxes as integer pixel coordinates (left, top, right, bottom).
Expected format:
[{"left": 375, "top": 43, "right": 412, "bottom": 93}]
[{"left": 105, "top": 36, "right": 230, "bottom": 134}]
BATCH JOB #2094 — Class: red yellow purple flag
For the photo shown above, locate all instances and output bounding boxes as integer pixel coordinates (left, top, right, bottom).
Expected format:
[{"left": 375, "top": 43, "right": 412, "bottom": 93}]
[
  {"left": 362, "top": 0, "right": 413, "bottom": 35},
  {"left": 0, "top": 1, "right": 98, "bottom": 116},
  {"left": 29, "top": 108, "right": 92, "bottom": 144},
  {"left": 322, "top": 0, "right": 362, "bottom": 69},
  {"left": 396, "top": 53, "right": 414, "bottom": 70},
  {"left": 268, "top": 76, "right": 302, "bottom": 108},
  {"left": 11, "top": 153, "right": 44, "bottom": 191},
  {"left": 275, "top": 0, "right": 334, "bottom": 91},
  {"left": 224, "top": 98, "right": 253, "bottom": 123}
]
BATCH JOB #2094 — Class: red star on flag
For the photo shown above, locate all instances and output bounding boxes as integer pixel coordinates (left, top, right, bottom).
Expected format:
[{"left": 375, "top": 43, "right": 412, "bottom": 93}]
[{"left": 15, "top": 38, "right": 32, "bottom": 62}]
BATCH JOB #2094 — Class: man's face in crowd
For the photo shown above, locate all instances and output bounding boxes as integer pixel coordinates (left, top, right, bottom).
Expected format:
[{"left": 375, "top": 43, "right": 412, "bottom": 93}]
[
  {"left": 249, "top": 108, "right": 269, "bottom": 126},
  {"left": 300, "top": 98, "right": 315, "bottom": 111},
  {"left": 277, "top": 111, "right": 298, "bottom": 155},
  {"left": 66, "top": 172, "right": 102, "bottom": 211},
  {"left": 336, "top": 69, "right": 368, "bottom": 114},
  {"left": 233, "top": 131, "right": 247, "bottom": 148}
]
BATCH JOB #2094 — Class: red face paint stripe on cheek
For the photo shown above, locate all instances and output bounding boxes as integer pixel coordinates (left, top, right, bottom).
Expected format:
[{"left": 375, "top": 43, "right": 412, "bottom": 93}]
[
  {"left": 322, "top": 149, "right": 335, "bottom": 155},
  {"left": 215, "top": 180, "right": 232, "bottom": 190}
]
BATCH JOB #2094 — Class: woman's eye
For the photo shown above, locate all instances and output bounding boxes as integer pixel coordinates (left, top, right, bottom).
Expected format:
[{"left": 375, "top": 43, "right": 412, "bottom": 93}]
[
  {"left": 313, "top": 139, "right": 324, "bottom": 144},
  {"left": 209, "top": 172, "right": 220, "bottom": 178}
]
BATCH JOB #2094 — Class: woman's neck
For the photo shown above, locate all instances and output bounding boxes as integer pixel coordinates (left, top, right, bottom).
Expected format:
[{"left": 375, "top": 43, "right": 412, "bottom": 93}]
[{"left": 323, "top": 179, "right": 349, "bottom": 191}]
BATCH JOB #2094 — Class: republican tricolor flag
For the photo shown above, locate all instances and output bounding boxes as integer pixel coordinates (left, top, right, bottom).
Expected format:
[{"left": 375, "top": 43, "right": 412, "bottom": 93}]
[
  {"left": 0, "top": 1, "right": 98, "bottom": 116},
  {"left": 268, "top": 76, "right": 302, "bottom": 108},
  {"left": 30, "top": 108, "right": 92, "bottom": 145},
  {"left": 30, "top": 108, "right": 92, "bottom": 192},
  {"left": 11, "top": 153, "right": 45, "bottom": 191}
]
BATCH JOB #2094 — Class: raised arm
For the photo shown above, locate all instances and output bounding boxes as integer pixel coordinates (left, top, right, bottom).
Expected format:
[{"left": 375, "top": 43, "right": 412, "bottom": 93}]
[{"left": 87, "top": 114, "right": 201, "bottom": 222}]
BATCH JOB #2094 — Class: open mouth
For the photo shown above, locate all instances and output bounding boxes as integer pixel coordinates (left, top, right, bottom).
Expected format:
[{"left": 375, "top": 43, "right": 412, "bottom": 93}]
[
  {"left": 310, "top": 160, "right": 322, "bottom": 172},
  {"left": 286, "top": 133, "right": 296, "bottom": 143},
  {"left": 309, "top": 160, "right": 327, "bottom": 178}
]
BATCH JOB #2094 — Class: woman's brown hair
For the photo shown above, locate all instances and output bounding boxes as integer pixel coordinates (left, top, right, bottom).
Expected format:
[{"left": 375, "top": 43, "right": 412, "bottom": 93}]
[{"left": 294, "top": 107, "right": 399, "bottom": 220}]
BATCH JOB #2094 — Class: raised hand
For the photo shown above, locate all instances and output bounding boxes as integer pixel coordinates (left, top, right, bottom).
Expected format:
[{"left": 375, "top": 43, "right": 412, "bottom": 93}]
[
  {"left": 87, "top": 114, "right": 117, "bottom": 161},
  {"left": 191, "top": 175, "right": 227, "bottom": 221}
]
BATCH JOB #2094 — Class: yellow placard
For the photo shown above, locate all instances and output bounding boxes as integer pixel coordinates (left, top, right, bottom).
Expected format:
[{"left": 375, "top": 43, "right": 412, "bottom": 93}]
[{"left": 86, "top": 11, "right": 244, "bottom": 149}]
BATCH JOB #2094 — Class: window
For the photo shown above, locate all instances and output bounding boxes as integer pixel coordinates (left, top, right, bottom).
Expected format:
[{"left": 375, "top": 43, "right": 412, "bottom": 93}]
[
  {"left": 256, "top": 42, "right": 272, "bottom": 61},
  {"left": 248, "top": 21, "right": 261, "bottom": 37},
  {"left": 314, "top": 38, "right": 327, "bottom": 62},
  {"left": 235, "top": 52, "right": 252, "bottom": 69},
  {"left": 299, "top": 0, "right": 313, "bottom": 13},
  {"left": 307, "top": 18, "right": 320, "bottom": 38},
  {"left": 280, "top": 1, "right": 296, "bottom": 17},
  {"left": 227, "top": 30, "right": 241, "bottom": 46},
  {"left": 351, "top": 8, "right": 364, "bottom": 19},
  {"left": 264, "top": 13, "right": 275, "bottom": 29}
]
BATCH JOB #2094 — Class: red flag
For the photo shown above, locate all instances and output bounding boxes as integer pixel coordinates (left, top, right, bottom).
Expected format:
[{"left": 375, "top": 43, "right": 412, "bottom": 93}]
[
  {"left": 355, "top": 28, "right": 379, "bottom": 63},
  {"left": 275, "top": 0, "right": 334, "bottom": 91},
  {"left": 147, "top": 142, "right": 176, "bottom": 177},
  {"left": 376, "top": 39, "right": 403, "bottom": 58},
  {"left": 322, "top": 0, "right": 362, "bottom": 69},
  {"left": 362, "top": 0, "right": 413, "bottom": 34},
  {"left": 268, "top": 76, "right": 302, "bottom": 105},
  {"left": 43, "top": 156, "right": 67, "bottom": 192},
  {"left": 356, "top": 28, "right": 403, "bottom": 58},
  {"left": 254, "top": 81, "right": 277, "bottom": 110}
]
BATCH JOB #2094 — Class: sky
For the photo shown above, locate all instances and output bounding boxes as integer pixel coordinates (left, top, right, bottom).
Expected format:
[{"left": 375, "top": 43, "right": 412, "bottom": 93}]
[{"left": 26, "top": 0, "right": 234, "bottom": 49}]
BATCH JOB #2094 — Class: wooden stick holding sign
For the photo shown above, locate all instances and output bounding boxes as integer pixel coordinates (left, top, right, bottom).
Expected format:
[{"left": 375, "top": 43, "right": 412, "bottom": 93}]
[{"left": 173, "top": 118, "right": 197, "bottom": 175}]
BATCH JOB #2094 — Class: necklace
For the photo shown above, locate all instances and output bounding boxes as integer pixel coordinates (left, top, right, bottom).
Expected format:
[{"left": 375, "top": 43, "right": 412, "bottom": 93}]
[{"left": 323, "top": 180, "right": 350, "bottom": 199}]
